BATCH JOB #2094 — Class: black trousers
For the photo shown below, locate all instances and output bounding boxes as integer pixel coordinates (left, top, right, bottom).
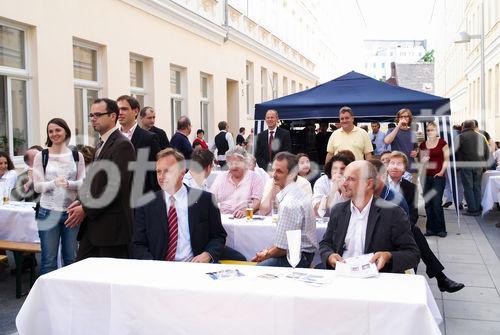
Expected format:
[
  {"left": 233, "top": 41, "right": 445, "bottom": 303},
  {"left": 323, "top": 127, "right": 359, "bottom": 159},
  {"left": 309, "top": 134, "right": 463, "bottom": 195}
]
[
  {"left": 76, "top": 232, "right": 129, "bottom": 261},
  {"left": 412, "top": 226, "right": 444, "bottom": 278}
]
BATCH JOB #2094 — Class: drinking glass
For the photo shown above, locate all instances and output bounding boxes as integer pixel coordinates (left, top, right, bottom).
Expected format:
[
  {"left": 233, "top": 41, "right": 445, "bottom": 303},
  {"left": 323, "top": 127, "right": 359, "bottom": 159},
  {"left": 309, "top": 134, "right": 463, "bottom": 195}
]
[{"left": 245, "top": 200, "right": 253, "bottom": 221}]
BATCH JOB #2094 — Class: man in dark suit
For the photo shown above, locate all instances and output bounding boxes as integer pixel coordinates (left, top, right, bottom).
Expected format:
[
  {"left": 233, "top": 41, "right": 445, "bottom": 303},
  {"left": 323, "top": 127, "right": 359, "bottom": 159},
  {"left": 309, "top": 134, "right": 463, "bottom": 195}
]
[
  {"left": 117, "top": 95, "right": 161, "bottom": 194},
  {"left": 319, "top": 160, "right": 420, "bottom": 273},
  {"left": 65, "top": 98, "right": 136, "bottom": 260},
  {"left": 11, "top": 146, "right": 42, "bottom": 203},
  {"left": 139, "top": 106, "right": 170, "bottom": 150},
  {"left": 255, "top": 109, "right": 292, "bottom": 170},
  {"left": 386, "top": 152, "right": 464, "bottom": 292},
  {"left": 132, "top": 148, "right": 227, "bottom": 262},
  {"left": 170, "top": 116, "right": 193, "bottom": 160}
]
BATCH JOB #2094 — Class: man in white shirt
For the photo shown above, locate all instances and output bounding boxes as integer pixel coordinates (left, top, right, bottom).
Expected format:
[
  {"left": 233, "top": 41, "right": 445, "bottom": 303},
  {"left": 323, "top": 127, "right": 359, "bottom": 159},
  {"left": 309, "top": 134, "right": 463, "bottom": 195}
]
[
  {"left": 183, "top": 149, "right": 214, "bottom": 191},
  {"left": 132, "top": 148, "right": 227, "bottom": 262},
  {"left": 319, "top": 160, "right": 419, "bottom": 273},
  {"left": 209, "top": 121, "right": 234, "bottom": 168}
]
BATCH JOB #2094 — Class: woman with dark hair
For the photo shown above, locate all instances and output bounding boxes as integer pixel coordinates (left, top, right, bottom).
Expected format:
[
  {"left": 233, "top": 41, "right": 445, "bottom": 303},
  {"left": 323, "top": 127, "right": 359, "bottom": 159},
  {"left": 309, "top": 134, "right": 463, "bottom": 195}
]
[
  {"left": 312, "top": 151, "right": 355, "bottom": 217},
  {"left": 297, "top": 153, "right": 321, "bottom": 187},
  {"left": 33, "top": 118, "right": 85, "bottom": 274},
  {"left": 192, "top": 129, "right": 208, "bottom": 150},
  {"left": 0, "top": 151, "right": 17, "bottom": 190}
]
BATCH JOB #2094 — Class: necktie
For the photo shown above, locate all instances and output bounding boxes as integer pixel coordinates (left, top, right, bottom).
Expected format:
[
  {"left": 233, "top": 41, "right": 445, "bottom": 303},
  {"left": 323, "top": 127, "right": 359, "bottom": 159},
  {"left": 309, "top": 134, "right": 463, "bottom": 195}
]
[
  {"left": 268, "top": 130, "right": 274, "bottom": 160},
  {"left": 94, "top": 138, "right": 104, "bottom": 159},
  {"left": 165, "top": 195, "right": 178, "bottom": 261}
]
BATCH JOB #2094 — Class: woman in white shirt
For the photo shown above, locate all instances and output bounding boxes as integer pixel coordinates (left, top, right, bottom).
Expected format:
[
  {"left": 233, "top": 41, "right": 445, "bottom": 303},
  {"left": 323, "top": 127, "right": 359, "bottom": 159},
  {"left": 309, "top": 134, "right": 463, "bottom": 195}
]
[
  {"left": 312, "top": 152, "right": 354, "bottom": 217},
  {"left": 0, "top": 151, "right": 17, "bottom": 192},
  {"left": 33, "top": 118, "right": 85, "bottom": 275}
]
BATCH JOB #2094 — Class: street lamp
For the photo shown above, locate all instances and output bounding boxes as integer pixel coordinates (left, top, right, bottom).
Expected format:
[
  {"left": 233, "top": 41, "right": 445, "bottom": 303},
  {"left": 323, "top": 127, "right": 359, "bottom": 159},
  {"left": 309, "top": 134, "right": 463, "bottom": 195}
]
[{"left": 455, "top": 1, "right": 485, "bottom": 130}]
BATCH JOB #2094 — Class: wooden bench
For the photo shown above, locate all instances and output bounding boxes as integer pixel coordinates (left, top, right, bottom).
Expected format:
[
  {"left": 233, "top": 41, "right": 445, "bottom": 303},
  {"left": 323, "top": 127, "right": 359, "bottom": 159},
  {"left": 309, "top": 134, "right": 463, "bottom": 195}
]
[{"left": 0, "top": 240, "right": 41, "bottom": 298}]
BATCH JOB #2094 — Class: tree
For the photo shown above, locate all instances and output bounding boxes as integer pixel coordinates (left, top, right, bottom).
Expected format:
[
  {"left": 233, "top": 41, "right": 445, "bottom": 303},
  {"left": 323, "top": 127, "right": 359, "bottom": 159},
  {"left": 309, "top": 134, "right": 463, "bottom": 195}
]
[{"left": 420, "top": 50, "right": 434, "bottom": 63}]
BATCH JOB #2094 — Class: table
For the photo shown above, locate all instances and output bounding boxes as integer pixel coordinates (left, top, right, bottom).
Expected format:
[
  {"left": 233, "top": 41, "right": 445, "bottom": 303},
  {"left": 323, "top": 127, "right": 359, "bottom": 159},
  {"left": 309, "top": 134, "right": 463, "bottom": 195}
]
[
  {"left": 0, "top": 201, "right": 38, "bottom": 243},
  {"left": 481, "top": 171, "right": 500, "bottom": 215},
  {"left": 16, "top": 258, "right": 442, "bottom": 335},
  {"left": 221, "top": 214, "right": 327, "bottom": 264}
]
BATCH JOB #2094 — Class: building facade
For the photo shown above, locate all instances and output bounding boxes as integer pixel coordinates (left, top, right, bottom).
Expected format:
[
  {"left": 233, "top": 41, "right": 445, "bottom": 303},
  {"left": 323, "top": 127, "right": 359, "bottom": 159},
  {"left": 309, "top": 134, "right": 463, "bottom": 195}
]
[
  {"left": 431, "top": 0, "right": 500, "bottom": 139},
  {"left": 0, "top": 0, "right": 339, "bottom": 161}
]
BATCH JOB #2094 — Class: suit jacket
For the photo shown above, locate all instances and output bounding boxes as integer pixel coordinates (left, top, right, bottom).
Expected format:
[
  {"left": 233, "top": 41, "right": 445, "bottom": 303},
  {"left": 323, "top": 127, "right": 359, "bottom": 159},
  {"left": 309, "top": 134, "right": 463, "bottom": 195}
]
[
  {"left": 170, "top": 132, "right": 193, "bottom": 160},
  {"left": 399, "top": 179, "right": 418, "bottom": 227},
  {"left": 319, "top": 197, "right": 420, "bottom": 273},
  {"left": 255, "top": 127, "right": 292, "bottom": 169},
  {"left": 131, "top": 126, "right": 161, "bottom": 193},
  {"left": 150, "top": 126, "right": 170, "bottom": 150},
  {"left": 132, "top": 186, "right": 227, "bottom": 262},
  {"left": 78, "top": 129, "right": 136, "bottom": 246}
]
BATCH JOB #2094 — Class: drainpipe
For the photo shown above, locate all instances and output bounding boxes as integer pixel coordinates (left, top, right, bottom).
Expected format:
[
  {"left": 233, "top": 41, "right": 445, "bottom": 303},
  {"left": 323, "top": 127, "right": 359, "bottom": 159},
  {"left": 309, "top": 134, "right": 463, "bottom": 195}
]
[{"left": 223, "top": 0, "right": 229, "bottom": 43}]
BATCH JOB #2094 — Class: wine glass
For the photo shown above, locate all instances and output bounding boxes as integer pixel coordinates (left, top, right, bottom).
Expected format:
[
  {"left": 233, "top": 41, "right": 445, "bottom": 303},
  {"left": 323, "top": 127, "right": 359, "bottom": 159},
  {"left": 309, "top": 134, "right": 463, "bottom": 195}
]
[{"left": 286, "top": 229, "right": 302, "bottom": 271}]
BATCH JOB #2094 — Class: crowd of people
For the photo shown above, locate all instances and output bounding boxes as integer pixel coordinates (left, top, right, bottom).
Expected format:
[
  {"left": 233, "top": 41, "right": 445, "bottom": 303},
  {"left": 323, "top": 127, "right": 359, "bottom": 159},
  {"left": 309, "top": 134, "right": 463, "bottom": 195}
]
[{"left": 2, "top": 96, "right": 498, "bottom": 295}]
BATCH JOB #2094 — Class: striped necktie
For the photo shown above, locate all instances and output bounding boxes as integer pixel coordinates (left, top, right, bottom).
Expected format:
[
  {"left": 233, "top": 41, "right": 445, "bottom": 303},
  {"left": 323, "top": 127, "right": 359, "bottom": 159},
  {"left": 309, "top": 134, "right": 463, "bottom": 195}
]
[{"left": 165, "top": 195, "right": 178, "bottom": 261}]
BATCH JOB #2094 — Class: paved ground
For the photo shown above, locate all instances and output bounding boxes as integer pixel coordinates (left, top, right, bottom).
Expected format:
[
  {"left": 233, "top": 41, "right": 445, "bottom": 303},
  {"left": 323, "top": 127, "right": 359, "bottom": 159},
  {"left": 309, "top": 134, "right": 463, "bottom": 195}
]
[{"left": 1, "top": 208, "right": 500, "bottom": 335}]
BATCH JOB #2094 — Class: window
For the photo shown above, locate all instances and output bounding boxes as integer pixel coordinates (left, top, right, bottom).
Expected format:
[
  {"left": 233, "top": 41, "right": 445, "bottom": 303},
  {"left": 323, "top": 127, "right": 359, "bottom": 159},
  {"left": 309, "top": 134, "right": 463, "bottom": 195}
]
[
  {"left": 0, "top": 22, "right": 30, "bottom": 157},
  {"left": 170, "top": 66, "right": 185, "bottom": 135},
  {"left": 246, "top": 61, "right": 254, "bottom": 116},
  {"left": 130, "top": 55, "right": 145, "bottom": 107},
  {"left": 291, "top": 80, "right": 296, "bottom": 93},
  {"left": 73, "top": 40, "right": 101, "bottom": 146},
  {"left": 272, "top": 72, "right": 278, "bottom": 99},
  {"left": 381, "top": 63, "right": 385, "bottom": 68},
  {"left": 200, "top": 73, "right": 212, "bottom": 139},
  {"left": 282, "top": 76, "right": 288, "bottom": 96},
  {"left": 261, "top": 67, "right": 268, "bottom": 102},
  {"left": 299, "top": 83, "right": 303, "bottom": 91}
]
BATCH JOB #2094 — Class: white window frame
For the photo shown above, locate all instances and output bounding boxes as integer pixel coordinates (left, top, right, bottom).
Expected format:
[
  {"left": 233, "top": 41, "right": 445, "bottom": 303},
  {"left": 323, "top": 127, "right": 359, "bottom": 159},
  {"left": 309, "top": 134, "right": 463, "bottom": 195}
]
[
  {"left": 283, "top": 76, "right": 288, "bottom": 96},
  {"left": 0, "top": 20, "right": 32, "bottom": 160},
  {"left": 170, "top": 66, "right": 185, "bottom": 135},
  {"left": 130, "top": 54, "right": 146, "bottom": 103},
  {"left": 200, "top": 73, "right": 211, "bottom": 139},
  {"left": 73, "top": 39, "right": 102, "bottom": 146},
  {"left": 272, "top": 72, "right": 278, "bottom": 99},
  {"left": 245, "top": 61, "right": 254, "bottom": 117},
  {"left": 261, "top": 67, "right": 268, "bottom": 102}
]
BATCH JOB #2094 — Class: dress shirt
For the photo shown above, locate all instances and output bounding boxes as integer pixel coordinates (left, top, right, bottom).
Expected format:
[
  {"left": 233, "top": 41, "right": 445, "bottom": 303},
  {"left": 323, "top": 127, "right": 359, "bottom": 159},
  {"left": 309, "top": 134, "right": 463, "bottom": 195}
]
[
  {"left": 312, "top": 174, "right": 348, "bottom": 216},
  {"left": 268, "top": 127, "right": 277, "bottom": 142},
  {"left": 96, "top": 126, "right": 117, "bottom": 157},
  {"left": 370, "top": 131, "right": 388, "bottom": 155},
  {"left": 0, "top": 169, "right": 18, "bottom": 190},
  {"left": 209, "top": 131, "right": 235, "bottom": 161},
  {"left": 387, "top": 177, "right": 402, "bottom": 194},
  {"left": 164, "top": 185, "right": 193, "bottom": 262},
  {"left": 343, "top": 196, "right": 373, "bottom": 259},
  {"left": 120, "top": 122, "right": 138, "bottom": 141},
  {"left": 182, "top": 172, "right": 208, "bottom": 191}
]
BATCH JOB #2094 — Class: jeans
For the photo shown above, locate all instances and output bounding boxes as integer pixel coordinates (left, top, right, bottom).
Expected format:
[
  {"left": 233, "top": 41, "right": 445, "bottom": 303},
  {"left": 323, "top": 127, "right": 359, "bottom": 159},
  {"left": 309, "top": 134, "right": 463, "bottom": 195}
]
[
  {"left": 37, "top": 207, "right": 79, "bottom": 275},
  {"left": 257, "top": 252, "right": 314, "bottom": 268},
  {"left": 422, "top": 175, "right": 446, "bottom": 233},
  {"left": 444, "top": 170, "right": 464, "bottom": 205},
  {"left": 460, "top": 168, "right": 483, "bottom": 213}
]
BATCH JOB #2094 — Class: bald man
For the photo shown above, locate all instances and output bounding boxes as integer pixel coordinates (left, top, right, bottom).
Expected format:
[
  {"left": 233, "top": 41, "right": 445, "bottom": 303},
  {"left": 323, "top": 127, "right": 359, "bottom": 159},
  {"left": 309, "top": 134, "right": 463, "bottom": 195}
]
[
  {"left": 11, "top": 146, "right": 42, "bottom": 202},
  {"left": 319, "top": 160, "right": 420, "bottom": 273}
]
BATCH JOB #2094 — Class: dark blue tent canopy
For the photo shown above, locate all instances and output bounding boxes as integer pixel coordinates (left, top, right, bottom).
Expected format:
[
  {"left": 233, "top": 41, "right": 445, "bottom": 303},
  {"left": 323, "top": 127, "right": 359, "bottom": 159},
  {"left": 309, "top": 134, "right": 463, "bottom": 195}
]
[{"left": 254, "top": 71, "right": 450, "bottom": 120}]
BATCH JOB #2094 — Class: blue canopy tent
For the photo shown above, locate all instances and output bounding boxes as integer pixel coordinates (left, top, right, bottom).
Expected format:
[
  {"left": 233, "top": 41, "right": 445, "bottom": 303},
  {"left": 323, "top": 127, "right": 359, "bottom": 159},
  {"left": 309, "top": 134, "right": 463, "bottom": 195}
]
[{"left": 254, "top": 71, "right": 461, "bottom": 232}]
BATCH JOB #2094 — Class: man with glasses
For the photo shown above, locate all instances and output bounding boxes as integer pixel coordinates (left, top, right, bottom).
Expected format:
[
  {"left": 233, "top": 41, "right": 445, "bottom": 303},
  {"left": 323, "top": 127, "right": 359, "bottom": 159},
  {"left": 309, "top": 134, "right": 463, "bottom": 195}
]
[
  {"left": 65, "top": 98, "right": 136, "bottom": 260},
  {"left": 319, "top": 160, "right": 419, "bottom": 273}
]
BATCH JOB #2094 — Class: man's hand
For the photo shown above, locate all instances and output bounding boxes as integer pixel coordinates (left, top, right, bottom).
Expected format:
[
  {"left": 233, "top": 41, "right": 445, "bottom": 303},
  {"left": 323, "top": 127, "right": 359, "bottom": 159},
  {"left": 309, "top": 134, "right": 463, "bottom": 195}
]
[
  {"left": 65, "top": 204, "right": 85, "bottom": 228},
  {"left": 251, "top": 249, "right": 269, "bottom": 262},
  {"left": 370, "top": 251, "right": 392, "bottom": 270},
  {"left": 271, "top": 182, "right": 282, "bottom": 198},
  {"left": 327, "top": 253, "right": 344, "bottom": 267},
  {"left": 191, "top": 252, "right": 212, "bottom": 263},
  {"left": 409, "top": 150, "right": 418, "bottom": 158},
  {"left": 233, "top": 209, "right": 246, "bottom": 219}
]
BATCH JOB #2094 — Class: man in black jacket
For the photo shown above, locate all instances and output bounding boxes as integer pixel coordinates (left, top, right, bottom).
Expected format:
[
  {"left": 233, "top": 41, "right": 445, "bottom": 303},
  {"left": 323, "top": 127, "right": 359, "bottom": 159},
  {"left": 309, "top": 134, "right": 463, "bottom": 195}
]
[
  {"left": 139, "top": 106, "right": 170, "bottom": 150},
  {"left": 319, "top": 160, "right": 420, "bottom": 273},
  {"left": 117, "top": 95, "right": 161, "bottom": 195},
  {"left": 255, "top": 109, "right": 291, "bottom": 170},
  {"left": 132, "top": 148, "right": 227, "bottom": 262},
  {"left": 455, "top": 120, "right": 490, "bottom": 216}
]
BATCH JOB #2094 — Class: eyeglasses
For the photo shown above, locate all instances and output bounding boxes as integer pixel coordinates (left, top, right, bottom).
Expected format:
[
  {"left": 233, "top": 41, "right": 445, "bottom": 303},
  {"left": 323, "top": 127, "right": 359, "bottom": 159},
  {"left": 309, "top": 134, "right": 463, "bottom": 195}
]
[{"left": 88, "top": 112, "right": 111, "bottom": 119}]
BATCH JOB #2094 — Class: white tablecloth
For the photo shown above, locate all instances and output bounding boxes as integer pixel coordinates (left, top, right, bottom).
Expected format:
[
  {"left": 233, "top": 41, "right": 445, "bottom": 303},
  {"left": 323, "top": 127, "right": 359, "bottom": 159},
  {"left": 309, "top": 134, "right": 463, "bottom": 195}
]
[
  {"left": 0, "top": 201, "right": 38, "bottom": 243},
  {"left": 222, "top": 214, "right": 327, "bottom": 264},
  {"left": 16, "top": 258, "right": 442, "bottom": 335},
  {"left": 481, "top": 171, "right": 500, "bottom": 215}
]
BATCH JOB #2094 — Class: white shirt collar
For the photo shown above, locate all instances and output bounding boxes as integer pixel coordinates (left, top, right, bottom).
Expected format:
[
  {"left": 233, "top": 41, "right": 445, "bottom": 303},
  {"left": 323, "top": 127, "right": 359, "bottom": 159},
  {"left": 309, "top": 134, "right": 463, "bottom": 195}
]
[
  {"left": 350, "top": 195, "right": 374, "bottom": 217},
  {"left": 100, "top": 126, "right": 117, "bottom": 144},
  {"left": 276, "top": 181, "right": 297, "bottom": 203},
  {"left": 164, "top": 184, "right": 187, "bottom": 204},
  {"left": 120, "top": 122, "right": 138, "bottom": 139}
]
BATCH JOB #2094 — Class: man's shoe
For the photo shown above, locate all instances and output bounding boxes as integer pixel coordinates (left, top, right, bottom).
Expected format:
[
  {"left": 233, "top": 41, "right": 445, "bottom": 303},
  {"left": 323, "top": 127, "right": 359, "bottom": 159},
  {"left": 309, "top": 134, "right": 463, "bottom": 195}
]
[
  {"left": 442, "top": 201, "right": 452, "bottom": 208},
  {"left": 436, "top": 231, "right": 447, "bottom": 238},
  {"left": 459, "top": 204, "right": 464, "bottom": 210},
  {"left": 437, "top": 276, "right": 465, "bottom": 293},
  {"left": 463, "top": 211, "right": 481, "bottom": 217},
  {"left": 424, "top": 231, "right": 436, "bottom": 237},
  {"left": 495, "top": 222, "right": 500, "bottom": 228}
]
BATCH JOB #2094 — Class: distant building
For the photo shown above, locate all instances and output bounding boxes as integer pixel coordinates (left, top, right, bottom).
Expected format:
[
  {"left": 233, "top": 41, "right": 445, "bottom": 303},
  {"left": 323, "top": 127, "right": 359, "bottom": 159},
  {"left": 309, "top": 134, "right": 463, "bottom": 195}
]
[{"left": 385, "top": 62, "right": 434, "bottom": 94}]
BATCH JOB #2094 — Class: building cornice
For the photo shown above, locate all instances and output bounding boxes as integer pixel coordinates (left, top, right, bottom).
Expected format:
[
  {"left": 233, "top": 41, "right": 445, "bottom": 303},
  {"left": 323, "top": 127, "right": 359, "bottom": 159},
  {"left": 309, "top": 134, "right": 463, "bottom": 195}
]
[
  {"left": 121, "top": 0, "right": 227, "bottom": 45},
  {"left": 227, "top": 26, "right": 318, "bottom": 82}
]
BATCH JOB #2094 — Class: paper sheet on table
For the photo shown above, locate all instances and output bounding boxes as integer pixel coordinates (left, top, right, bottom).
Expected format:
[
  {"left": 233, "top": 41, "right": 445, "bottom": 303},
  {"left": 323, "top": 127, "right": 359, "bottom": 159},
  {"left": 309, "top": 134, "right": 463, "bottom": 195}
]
[{"left": 336, "top": 253, "right": 379, "bottom": 278}]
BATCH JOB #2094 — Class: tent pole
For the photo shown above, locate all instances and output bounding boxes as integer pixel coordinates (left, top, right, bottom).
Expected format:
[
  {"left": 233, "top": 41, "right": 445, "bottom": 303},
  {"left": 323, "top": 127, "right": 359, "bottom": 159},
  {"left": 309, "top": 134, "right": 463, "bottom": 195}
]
[{"left": 443, "top": 116, "right": 461, "bottom": 234}]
